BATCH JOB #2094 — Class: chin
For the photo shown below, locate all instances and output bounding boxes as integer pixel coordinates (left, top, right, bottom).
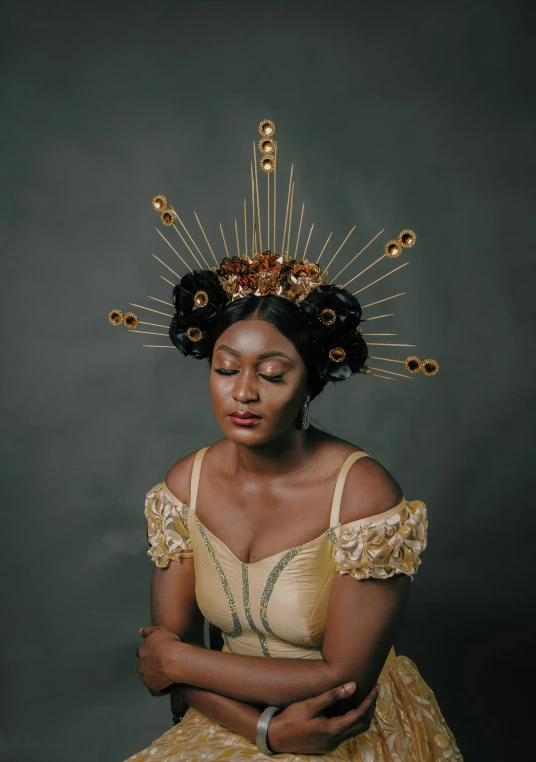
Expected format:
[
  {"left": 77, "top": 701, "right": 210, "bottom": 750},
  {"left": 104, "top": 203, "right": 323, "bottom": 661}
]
[{"left": 222, "top": 420, "right": 269, "bottom": 444}]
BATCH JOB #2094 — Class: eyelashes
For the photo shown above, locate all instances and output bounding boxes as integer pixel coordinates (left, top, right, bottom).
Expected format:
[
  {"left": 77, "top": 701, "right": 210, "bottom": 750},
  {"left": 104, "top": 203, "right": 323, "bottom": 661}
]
[{"left": 213, "top": 368, "right": 284, "bottom": 383}]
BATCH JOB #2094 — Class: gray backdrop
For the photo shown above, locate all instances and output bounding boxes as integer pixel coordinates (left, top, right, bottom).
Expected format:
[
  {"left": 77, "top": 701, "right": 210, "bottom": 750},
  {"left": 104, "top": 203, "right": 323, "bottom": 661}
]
[{"left": 2, "top": 1, "right": 534, "bottom": 760}]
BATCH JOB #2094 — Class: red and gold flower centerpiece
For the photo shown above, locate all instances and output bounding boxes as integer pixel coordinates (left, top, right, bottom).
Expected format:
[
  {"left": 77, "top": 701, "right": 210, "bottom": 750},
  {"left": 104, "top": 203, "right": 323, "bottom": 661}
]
[
  {"left": 250, "top": 251, "right": 284, "bottom": 296},
  {"left": 216, "top": 256, "right": 257, "bottom": 299},
  {"left": 281, "top": 258, "right": 326, "bottom": 304}
]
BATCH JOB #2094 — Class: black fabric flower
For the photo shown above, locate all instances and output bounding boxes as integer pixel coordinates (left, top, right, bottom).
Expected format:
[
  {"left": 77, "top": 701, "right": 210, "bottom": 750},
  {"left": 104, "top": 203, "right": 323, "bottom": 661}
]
[
  {"left": 301, "top": 285, "right": 363, "bottom": 340},
  {"left": 300, "top": 285, "right": 367, "bottom": 383},
  {"left": 169, "top": 313, "right": 211, "bottom": 359},
  {"left": 172, "top": 270, "right": 228, "bottom": 320},
  {"left": 316, "top": 330, "right": 369, "bottom": 382}
]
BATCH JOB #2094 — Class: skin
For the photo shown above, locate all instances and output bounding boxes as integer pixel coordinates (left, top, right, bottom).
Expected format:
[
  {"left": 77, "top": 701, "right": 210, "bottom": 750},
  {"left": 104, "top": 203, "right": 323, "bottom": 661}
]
[{"left": 137, "top": 317, "right": 411, "bottom": 753}]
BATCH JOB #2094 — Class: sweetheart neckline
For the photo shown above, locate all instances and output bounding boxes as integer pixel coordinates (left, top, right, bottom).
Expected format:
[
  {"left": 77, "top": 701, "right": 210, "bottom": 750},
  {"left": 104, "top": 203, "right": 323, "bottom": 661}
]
[
  {"left": 193, "top": 508, "right": 333, "bottom": 567},
  {"left": 160, "top": 480, "right": 407, "bottom": 568}
]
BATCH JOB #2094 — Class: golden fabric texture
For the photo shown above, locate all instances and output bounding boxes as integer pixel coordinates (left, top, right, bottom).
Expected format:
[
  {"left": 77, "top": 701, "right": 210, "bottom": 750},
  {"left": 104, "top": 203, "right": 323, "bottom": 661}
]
[
  {"left": 126, "top": 452, "right": 462, "bottom": 761},
  {"left": 145, "top": 484, "right": 193, "bottom": 567},
  {"left": 333, "top": 500, "right": 428, "bottom": 581}
]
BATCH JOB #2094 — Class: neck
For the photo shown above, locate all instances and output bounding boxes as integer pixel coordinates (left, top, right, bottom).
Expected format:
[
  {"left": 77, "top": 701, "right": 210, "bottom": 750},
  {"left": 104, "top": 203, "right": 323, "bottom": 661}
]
[{"left": 232, "top": 427, "right": 316, "bottom": 476}]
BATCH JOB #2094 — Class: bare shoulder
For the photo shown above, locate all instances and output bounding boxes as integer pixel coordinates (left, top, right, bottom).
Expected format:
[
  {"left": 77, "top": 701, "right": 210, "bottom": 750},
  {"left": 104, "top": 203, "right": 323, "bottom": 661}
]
[
  {"left": 165, "top": 439, "right": 227, "bottom": 505},
  {"left": 338, "top": 449, "right": 404, "bottom": 525}
]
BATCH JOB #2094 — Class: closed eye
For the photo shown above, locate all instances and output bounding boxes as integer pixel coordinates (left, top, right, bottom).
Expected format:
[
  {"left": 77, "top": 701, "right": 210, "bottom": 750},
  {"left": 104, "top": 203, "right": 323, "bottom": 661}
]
[{"left": 213, "top": 368, "right": 284, "bottom": 383}]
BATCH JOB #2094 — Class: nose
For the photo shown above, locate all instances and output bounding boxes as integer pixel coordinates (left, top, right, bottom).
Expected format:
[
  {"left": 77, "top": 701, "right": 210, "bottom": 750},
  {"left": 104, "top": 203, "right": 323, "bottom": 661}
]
[{"left": 232, "top": 370, "right": 259, "bottom": 404}]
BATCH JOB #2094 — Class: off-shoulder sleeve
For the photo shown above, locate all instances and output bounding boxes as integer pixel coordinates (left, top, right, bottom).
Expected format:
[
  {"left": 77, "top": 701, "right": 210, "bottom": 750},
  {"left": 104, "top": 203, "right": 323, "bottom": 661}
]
[
  {"left": 144, "top": 483, "right": 193, "bottom": 568},
  {"left": 333, "top": 500, "right": 428, "bottom": 581}
]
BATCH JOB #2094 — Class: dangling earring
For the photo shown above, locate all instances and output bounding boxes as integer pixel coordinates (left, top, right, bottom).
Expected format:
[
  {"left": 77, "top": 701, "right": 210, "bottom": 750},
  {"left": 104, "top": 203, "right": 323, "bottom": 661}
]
[{"left": 301, "top": 395, "right": 310, "bottom": 430}]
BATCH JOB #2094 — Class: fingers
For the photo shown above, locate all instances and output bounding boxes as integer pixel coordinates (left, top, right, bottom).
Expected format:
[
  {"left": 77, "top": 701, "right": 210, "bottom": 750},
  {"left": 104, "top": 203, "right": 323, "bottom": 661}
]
[
  {"left": 353, "top": 683, "right": 379, "bottom": 716},
  {"left": 139, "top": 625, "right": 156, "bottom": 638},
  {"left": 330, "top": 684, "right": 380, "bottom": 737},
  {"left": 306, "top": 681, "right": 357, "bottom": 714}
]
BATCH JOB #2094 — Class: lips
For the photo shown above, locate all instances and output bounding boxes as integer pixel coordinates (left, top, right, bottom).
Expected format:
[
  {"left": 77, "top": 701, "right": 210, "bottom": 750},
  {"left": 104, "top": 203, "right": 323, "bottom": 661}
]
[{"left": 229, "top": 410, "right": 261, "bottom": 428}]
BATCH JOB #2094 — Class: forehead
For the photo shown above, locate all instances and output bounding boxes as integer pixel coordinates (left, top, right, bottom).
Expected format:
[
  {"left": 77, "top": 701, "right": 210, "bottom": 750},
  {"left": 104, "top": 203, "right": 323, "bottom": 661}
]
[{"left": 215, "top": 318, "right": 299, "bottom": 359}]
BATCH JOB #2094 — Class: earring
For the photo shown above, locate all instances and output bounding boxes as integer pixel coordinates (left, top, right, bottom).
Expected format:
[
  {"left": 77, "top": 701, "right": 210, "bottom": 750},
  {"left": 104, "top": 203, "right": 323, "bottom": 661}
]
[{"left": 301, "top": 395, "right": 310, "bottom": 430}]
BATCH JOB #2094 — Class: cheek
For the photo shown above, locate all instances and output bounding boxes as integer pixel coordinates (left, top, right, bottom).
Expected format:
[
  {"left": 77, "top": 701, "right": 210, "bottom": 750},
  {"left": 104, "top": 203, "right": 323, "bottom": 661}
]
[
  {"left": 209, "top": 372, "right": 257, "bottom": 417},
  {"left": 209, "top": 373, "right": 229, "bottom": 408},
  {"left": 267, "top": 380, "right": 304, "bottom": 419}
]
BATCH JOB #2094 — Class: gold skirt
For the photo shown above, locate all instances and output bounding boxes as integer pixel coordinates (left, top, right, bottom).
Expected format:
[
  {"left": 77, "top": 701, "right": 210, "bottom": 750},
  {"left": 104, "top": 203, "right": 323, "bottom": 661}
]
[{"left": 124, "top": 649, "right": 463, "bottom": 761}]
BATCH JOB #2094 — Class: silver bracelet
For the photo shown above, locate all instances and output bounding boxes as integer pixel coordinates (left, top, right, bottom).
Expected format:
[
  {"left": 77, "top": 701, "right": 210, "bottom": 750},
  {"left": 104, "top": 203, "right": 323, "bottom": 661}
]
[{"left": 256, "top": 705, "right": 282, "bottom": 755}]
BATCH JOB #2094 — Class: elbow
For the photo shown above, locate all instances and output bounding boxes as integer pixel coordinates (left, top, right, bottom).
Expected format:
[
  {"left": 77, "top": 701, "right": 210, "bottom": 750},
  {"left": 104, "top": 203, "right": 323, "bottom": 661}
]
[
  {"left": 315, "top": 658, "right": 355, "bottom": 697},
  {"left": 322, "top": 659, "right": 375, "bottom": 709}
]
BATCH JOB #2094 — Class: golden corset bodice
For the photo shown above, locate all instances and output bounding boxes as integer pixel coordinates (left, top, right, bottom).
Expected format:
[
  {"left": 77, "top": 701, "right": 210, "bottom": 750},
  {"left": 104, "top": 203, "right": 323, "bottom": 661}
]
[{"left": 146, "top": 447, "right": 428, "bottom": 661}]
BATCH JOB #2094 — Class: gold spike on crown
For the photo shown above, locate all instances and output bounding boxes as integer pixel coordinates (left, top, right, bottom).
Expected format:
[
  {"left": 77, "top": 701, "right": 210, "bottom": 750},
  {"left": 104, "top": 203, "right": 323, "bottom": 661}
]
[{"left": 108, "top": 120, "right": 438, "bottom": 379}]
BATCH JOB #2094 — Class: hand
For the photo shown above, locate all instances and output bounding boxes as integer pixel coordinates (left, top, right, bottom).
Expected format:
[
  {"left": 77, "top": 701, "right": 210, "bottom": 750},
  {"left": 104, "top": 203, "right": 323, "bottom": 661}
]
[
  {"left": 136, "top": 625, "right": 183, "bottom": 695},
  {"left": 268, "top": 681, "right": 379, "bottom": 754}
]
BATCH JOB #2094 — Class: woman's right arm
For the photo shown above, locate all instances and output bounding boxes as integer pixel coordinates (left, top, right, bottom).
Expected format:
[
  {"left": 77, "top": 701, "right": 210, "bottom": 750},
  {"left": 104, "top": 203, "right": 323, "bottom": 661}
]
[
  {"left": 148, "top": 451, "right": 266, "bottom": 742},
  {"left": 151, "top": 559, "right": 265, "bottom": 744}
]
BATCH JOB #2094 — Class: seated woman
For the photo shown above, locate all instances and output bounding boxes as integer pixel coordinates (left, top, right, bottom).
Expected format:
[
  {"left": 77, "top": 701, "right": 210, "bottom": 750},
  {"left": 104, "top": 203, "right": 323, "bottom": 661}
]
[{"left": 122, "top": 289, "right": 463, "bottom": 760}]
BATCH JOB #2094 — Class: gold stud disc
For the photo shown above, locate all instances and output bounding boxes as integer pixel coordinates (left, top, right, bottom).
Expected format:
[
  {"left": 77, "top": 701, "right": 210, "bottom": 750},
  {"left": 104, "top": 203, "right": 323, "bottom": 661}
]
[
  {"left": 258, "top": 119, "right": 276, "bottom": 137},
  {"left": 329, "top": 347, "right": 346, "bottom": 363},
  {"left": 186, "top": 326, "right": 203, "bottom": 342},
  {"left": 405, "top": 356, "right": 422, "bottom": 373},
  {"left": 260, "top": 156, "right": 275, "bottom": 173},
  {"left": 319, "top": 308, "right": 336, "bottom": 326},
  {"left": 422, "top": 359, "right": 439, "bottom": 376},
  {"left": 108, "top": 309, "right": 123, "bottom": 325},
  {"left": 152, "top": 195, "right": 167, "bottom": 212},
  {"left": 259, "top": 137, "right": 275, "bottom": 155},
  {"left": 384, "top": 240, "right": 401, "bottom": 258},
  {"left": 193, "top": 290, "right": 209, "bottom": 308},
  {"left": 123, "top": 312, "right": 139, "bottom": 329},
  {"left": 161, "top": 209, "right": 175, "bottom": 226},
  {"left": 398, "top": 229, "right": 416, "bottom": 248}
]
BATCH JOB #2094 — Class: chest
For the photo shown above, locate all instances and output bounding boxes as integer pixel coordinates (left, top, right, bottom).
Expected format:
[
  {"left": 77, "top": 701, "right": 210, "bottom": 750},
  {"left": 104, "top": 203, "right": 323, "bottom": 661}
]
[
  {"left": 189, "top": 514, "right": 338, "bottom": 653},
  {"left": 195, "top": 472, "right": 338, "bottom": 565}
]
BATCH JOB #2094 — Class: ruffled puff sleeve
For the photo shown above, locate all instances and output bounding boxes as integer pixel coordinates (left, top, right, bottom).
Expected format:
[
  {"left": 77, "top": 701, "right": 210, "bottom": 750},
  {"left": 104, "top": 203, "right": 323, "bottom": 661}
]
[
  {"left": 144, "top": 483, "right": 193, "bottom": 568},
  {"left": 333, "top": 500, "right": 428, "bottom": 582}
]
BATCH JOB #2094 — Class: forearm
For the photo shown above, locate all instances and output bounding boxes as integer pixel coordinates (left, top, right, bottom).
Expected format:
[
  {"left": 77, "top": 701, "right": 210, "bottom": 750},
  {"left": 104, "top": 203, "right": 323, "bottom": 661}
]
[
  {"left": 171, "top": 643, "right": 338, "bottom": 707},
  {"left": 167, "top": 620, "right": 266, "bottom": 742},
  {"left": 172, "top": 683, "right": 264, "bottom": 744}
]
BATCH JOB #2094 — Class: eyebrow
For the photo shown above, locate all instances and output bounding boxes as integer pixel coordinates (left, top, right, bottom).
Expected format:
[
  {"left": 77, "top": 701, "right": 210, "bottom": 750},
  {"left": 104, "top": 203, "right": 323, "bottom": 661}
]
[{"left": 215, "top": 344, "right": 293, "bottom": 362}]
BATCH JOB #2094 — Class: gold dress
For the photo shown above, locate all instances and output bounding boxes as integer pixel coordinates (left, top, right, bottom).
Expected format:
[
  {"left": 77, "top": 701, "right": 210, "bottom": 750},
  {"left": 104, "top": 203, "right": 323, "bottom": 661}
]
[{"left": 125, "top": 448, "right": 463, "bottom": 761}]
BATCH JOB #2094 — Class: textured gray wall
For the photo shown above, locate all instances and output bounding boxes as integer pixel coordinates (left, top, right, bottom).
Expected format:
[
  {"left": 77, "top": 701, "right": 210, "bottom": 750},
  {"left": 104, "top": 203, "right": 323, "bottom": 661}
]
[{"left": 2, "top": 1, "right": 533, "bottom": 760}]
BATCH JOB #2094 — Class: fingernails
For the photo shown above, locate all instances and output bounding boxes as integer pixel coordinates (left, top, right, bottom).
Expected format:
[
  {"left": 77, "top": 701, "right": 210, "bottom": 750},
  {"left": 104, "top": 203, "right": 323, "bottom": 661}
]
[{"left": 343, "top": 681, "right": 355, "bottom": 693}]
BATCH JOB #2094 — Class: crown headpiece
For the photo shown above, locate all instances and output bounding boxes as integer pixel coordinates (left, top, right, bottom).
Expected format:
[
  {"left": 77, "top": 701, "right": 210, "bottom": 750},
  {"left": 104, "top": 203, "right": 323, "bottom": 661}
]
[{"left": 108, "top": 120, "right": 439, "bottom": 383}]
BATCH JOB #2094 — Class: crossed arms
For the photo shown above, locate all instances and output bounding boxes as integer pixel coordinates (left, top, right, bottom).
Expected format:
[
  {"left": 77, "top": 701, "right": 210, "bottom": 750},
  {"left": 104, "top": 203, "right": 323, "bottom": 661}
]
[{"left": 145, "top": 456, "right": 411, "bottom": 743}]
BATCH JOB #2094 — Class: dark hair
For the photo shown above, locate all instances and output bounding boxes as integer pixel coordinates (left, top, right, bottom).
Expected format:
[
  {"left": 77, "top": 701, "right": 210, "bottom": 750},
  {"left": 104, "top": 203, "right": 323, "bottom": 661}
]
[
  {"left": 169, "top": 270, "right": 368, "bottom": 389},
  {"left": 206, "top": 295, "right": 328, "bottom": 399}
]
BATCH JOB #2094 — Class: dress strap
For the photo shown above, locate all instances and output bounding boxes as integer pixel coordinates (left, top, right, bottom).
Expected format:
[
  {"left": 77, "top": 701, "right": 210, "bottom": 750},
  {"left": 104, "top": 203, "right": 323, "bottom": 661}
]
[
  {"left": 190, "top": 446, "right": 210, "bottom": 511},
  {"left": 329, "top": 451, "right": 370, "bottom": 528}
]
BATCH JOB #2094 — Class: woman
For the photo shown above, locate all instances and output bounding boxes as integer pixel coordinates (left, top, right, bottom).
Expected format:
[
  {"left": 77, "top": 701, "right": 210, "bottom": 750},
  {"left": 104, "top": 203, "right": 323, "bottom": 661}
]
[
  {"left": 109, "top": 120, "right": 461, "bottom": 759},
  {"left": 119, "top": 290, "right": 462, "bottom": 760}
]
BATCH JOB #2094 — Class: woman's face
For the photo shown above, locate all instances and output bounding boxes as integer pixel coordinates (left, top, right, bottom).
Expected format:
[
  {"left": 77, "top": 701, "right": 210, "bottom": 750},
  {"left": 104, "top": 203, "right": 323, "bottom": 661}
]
[{"left": 209, "top": 318, "right": 308, "bottom": 446}]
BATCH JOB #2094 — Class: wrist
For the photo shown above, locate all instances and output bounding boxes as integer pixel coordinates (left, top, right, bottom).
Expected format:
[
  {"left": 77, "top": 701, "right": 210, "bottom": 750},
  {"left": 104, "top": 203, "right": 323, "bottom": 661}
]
[
  {"left": 167, "top": 641, "right": 194, "bottom": 684},
  {"left": 265, "top": 712, "right": 288, "bottom": 754}
]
